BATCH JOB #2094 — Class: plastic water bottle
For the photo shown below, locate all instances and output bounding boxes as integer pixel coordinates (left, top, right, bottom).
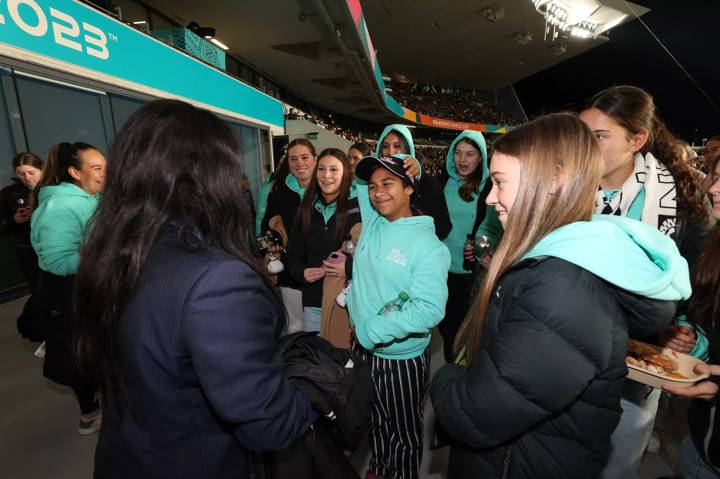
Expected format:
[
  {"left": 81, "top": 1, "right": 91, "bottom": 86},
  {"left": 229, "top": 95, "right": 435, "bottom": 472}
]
[
  {"left": 378, "top": 291, "right": 410, "bottom": 315},
  {"left": 463, "top": 234, "right": 477, "bottom": 271}
]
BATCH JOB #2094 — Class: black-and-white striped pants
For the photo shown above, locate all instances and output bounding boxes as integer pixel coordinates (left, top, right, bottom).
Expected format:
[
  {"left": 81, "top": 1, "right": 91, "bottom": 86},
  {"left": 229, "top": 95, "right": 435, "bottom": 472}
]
[{"left": 357, "top": 347, "right": 430, "bottom": 479}]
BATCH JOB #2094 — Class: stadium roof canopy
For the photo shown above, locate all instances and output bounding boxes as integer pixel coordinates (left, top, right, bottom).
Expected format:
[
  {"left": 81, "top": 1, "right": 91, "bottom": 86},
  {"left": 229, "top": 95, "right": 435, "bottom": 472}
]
[{"left": 146, "top": 0, "right": 648, "bottom": 122}]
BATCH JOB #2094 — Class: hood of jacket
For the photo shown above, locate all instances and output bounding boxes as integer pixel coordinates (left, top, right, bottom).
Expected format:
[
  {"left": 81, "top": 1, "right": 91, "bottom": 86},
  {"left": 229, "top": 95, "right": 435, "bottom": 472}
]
[
  {"left": 38, "top": 182, "right": 96, "bottom": 203},
  {"left": 523, "top": 214, "right": 691, "bottom": 301},
  {"left": 445, "top": 130, "right": 488, "bottom": 182},
  {"left": 376, "top": 124, "right": 415, "bottom": 158}
]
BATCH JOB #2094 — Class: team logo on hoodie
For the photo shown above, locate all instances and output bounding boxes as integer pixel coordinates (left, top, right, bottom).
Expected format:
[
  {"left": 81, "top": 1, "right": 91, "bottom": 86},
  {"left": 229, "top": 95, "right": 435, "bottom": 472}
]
[{"left": 386, "top": 248, "right": 408, "bottom": 266}]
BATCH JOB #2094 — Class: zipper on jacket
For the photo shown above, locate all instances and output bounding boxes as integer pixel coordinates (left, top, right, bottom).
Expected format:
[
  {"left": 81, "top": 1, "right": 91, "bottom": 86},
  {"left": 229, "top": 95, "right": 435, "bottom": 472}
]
[{"left": 501, "top": 448, "right": 512, "bottom": 479}]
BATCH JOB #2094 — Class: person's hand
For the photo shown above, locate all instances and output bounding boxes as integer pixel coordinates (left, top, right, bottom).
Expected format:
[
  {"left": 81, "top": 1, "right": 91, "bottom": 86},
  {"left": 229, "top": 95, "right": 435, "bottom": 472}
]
[
  {"left": 403, "top": 156, "right": 421, "bottom": 179},
  {"left": 14, "top": 207, "right": 31, "bottom": 224},
  {"left": 660, "top": 325, "right": 696, "bottom": 354},
  {"left": 480, "top": 253, "right": 493, "bottom": 269},
  {"left": 303, "top": 267, "right": 326, "bottom": 283},
  {"left": 268, "top": 217, "right": 288, "bottom": 246},
  {"left": 663, "top": 363, "right": 720, "bottom": 400},
  {"left": 322, "top": 259, "right": 346, "bottom": 279}
]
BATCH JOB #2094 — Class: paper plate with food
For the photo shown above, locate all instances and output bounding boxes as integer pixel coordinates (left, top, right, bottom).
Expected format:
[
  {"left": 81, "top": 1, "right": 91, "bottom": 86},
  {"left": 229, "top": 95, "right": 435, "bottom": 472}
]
[{"left": 625, "top": 339, "right": 709, "bottom": 389}]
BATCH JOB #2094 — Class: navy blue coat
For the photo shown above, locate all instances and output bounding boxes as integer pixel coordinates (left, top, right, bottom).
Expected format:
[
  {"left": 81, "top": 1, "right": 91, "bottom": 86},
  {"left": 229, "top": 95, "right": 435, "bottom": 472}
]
[{"left": 94, "top": 225, "right": 317, "bottom": 479}]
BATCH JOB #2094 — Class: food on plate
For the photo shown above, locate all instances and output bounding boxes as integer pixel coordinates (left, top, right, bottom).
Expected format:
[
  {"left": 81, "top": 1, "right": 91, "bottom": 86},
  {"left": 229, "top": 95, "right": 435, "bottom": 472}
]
[{"left": 625, "top": 339, "right": 688, "bottom": 380}]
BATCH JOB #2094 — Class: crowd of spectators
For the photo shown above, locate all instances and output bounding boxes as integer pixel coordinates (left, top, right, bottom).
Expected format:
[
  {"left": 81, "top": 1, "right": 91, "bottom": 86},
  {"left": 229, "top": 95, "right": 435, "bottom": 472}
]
[
  {"left": 286, "top": 108, "right": 374, "bottom": 145},
  {"left": 391, "top": 83, "right": 521, "bottom": 125}
]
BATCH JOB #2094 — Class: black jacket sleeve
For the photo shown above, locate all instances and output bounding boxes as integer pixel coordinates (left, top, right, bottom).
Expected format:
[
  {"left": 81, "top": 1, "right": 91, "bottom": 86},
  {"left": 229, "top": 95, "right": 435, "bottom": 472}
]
[
  {"left": 181, "top": 259, "right": 317, "bottom": 450},
  {"left": 261, "top": 189, "right": 279, "bottom": 234},
  {"left": 286, "top": 221, "right": 309, "bottom": 287},
  {"left": 416, "top": 175, "right": 452, "bottom": 240},
  {"left": 0, "top": 186, "right": 16, "bottom": 234},
  {"left": 430, "top": 265, "right": 614, "bottom": 448}
]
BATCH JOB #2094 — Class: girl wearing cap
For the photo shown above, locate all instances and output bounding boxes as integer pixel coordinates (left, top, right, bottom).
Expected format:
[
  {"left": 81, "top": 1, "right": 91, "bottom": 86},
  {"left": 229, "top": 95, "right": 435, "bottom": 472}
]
[
  {"left": 348, "top": 153, "right": 450, "bottom": 479},
  {"left": 287, "top": 148, "right": 360, "bottom": 332},
  {"left": 377, "top": 124, "right": 452, "bottom": 240},
  {"left": 430, "top": 113, "right": 689, "bottom": 479},
  {"left": 439, "top": 130, "right": 503, "bottom": 362}
]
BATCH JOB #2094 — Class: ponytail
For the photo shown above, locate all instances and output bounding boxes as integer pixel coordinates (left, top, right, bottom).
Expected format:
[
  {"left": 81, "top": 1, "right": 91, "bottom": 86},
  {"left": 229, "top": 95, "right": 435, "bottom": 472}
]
[{"left": 31, "top": 142, "right": 96, "bottom": 208}]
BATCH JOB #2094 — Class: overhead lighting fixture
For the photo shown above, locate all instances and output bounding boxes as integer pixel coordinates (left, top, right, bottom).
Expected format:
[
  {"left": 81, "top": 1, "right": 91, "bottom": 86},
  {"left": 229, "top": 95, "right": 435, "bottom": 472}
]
[
  {"left": 209, "top": 38, "right": 229, "bottom": 51},
  {"left": 132, "top": 20, "right": 147, "bottom": 25},
  {"left": 530, "top": 0, "right": 628, "bottom": 41}
]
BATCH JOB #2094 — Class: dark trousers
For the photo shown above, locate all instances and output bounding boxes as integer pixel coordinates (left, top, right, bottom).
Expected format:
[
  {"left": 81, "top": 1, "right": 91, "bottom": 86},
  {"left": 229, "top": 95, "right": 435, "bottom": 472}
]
[
  {"left": 37, "top": 270, "right": 99, "bottom": 415},
  {"left": 438, "top": 273, "right": 475, "bottom": 363},
  {"left": 15, "top": 245, "right": 45, "bottom": 341},
  {"left": 358, "top": 347, "right": 429, "bottom": 479}
]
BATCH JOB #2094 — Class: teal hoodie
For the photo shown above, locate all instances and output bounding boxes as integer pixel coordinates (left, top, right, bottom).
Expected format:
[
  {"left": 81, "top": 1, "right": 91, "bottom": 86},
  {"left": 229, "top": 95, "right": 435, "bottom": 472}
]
[
  {"left": 31, "top": 182, "right": 100, "bottom": 276},
  {"left": 285, "top": 173, "right": 306, "bottom": 197},
  {"left": 255, "top": 178, "right": 274, "bottom": 235},
  {"left": 523, "top": 214, "right": 691, "bottom": 301},
  {"left": 442, "top": 130, "right": 502, "bottom": 273},
  {"left": 376, "top": 124, "right": 415, "bottom": 157},
  {"left": 347, "top": 155, "right": 451, "bottom": 360}
]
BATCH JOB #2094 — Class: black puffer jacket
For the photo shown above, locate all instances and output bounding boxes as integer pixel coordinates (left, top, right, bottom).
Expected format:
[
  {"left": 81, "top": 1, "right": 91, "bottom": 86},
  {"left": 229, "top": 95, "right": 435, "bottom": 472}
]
[
  {"left": 430, "top": 257, "right": 675, "bottom": 479},
  {"left": 688, "top": 318, "right": 720, "bottom": 467},
  {"left": 287, "top": 197, "right": 360, "bottom": 307}
]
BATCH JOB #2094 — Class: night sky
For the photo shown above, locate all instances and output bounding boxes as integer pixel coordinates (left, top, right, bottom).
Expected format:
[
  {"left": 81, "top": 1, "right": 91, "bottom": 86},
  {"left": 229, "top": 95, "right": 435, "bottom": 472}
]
[{"left": 514, "top": 0, "right": 720, "bottom": 145}]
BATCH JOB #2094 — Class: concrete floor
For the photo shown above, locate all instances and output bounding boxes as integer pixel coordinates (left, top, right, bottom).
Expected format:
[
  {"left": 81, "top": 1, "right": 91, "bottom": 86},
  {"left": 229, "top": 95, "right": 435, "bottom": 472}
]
[{"left": 0, "top": 296, "right": 674, "bottom": 479}]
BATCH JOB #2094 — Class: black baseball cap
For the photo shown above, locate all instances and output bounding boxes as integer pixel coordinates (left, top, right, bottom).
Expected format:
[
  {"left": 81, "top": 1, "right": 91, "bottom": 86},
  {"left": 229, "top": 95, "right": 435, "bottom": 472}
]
[{"left": 355, "top": 154, "right": 415, "bottom": 187}]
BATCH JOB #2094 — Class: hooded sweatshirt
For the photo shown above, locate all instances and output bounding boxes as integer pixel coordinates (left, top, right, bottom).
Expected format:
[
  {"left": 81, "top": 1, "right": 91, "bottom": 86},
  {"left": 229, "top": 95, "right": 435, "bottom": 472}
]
[
  {"left": 376, "top": 124, "right": 453, "bottom": 240},
  {"left": 523, "top": 214, "right": 691, "bottom": 301},
  {"left": 347, "top": 155, "right": 451, "bottom": 360},
  {"left": 31, "top": 182, "right": 100, "bottom": 276},
  {"left": 442, "top": 130, "right": 502, "bottom": 274}
]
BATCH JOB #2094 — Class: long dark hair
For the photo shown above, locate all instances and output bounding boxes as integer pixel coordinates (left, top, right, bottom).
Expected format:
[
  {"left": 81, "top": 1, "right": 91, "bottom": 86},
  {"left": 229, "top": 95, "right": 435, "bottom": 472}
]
[
  {"left": 269, "top": 155, "right": 290, "bottom": 192},
  {"left": 349, "top": 142, "right": 371, "bottom": 157},
  {"left": 687, "top": 157, "right": 720, "bottom": 335},
  {"left": 454, "top": 138, "right": 486, "bottom": 202},
  {"left": 31, "top": 142, "right": 96, "bottom": 207},
  {"left": 298, "top": 148, "right": 354, "bottom": 243},
  {"left": 74, "top": 99, "right": 265, "bottom": 407},
  {"left": 586, "top": 85, "right": 707, "bottom": 223}
]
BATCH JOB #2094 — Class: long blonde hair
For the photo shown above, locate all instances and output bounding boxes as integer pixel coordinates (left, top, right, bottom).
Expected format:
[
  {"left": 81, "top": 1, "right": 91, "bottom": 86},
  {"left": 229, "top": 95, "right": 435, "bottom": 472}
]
[{"left": 455, "top": 112, "right": 603, "bottom": 364}]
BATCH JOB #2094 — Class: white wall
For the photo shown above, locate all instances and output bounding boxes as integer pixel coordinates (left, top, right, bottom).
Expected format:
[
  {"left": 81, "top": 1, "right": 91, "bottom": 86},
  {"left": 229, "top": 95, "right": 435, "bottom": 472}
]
[{"left": 285, "top": 119, "right": 353, "bottom": 153}]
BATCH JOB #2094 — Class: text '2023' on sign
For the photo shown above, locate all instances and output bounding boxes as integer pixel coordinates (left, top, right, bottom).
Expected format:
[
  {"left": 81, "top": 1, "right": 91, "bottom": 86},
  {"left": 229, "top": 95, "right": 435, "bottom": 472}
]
[{"left": 0, "top": 0, "right": 110, "bottom": 60}]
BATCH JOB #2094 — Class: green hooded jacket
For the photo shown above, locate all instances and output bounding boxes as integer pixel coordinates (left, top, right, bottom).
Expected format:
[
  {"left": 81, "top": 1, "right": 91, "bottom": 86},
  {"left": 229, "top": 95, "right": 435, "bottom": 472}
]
[
  {"left": 523, "top": 214, "right": 691, "bottom": 301},
  {"left": 442, "top": 130, "right": 502, "bottom": 273},
  {"left": 31, "top": 182, "right": 100, "bottom": 276}
]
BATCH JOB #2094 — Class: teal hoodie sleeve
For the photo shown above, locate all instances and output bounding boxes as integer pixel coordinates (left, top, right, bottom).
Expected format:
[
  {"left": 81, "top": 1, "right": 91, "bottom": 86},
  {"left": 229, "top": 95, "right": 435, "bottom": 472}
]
[
  {"left": 675, "top": 314, "right": 710, "bottom": 361},
  {"left": 354, "top": 182, "right": 379, "bottom": 224},
  {"left": 354, "top": 244, "right": 451, "bottom": 349},
  {"left": 475, "top": 205, "right": 503, "bottom": 247},
  {"left": 32, "top": 203, "right": 84, "bottom": 276},
  {"left": 255, "top": 180, "right": 273, "bottom": 236}
]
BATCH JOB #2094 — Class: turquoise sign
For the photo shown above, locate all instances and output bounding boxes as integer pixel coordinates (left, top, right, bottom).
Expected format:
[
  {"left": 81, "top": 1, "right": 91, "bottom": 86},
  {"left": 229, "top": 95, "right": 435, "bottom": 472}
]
[{"left": 0, "top": 0, "right": 283, "bottom": 129}]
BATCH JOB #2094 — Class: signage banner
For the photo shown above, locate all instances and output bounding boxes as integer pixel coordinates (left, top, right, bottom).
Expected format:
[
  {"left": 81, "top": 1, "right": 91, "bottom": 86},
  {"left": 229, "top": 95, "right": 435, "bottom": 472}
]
[{"left": 0, "top": 0, "right": 283, "bottom": 129}]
